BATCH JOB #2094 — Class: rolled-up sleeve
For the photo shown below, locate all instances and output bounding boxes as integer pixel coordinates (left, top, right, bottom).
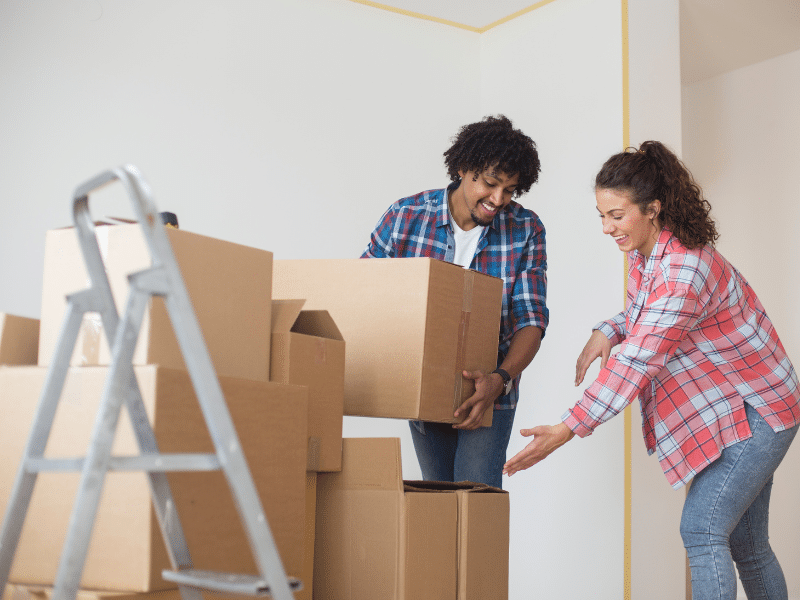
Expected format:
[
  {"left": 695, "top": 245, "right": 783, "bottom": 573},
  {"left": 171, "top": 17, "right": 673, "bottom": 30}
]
[{"left": 594, "top": 312, "right": 627, "bottom": 346}]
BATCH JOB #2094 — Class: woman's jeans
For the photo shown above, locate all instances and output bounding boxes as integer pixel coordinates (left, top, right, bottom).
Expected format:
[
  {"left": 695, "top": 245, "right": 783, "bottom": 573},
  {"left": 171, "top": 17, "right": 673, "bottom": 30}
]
[
  {"left": 408, "top": 406, "right": 516, "bottom": 489},
  {"left": 680, "top": 403, "right": 799, "bottom": 600}
]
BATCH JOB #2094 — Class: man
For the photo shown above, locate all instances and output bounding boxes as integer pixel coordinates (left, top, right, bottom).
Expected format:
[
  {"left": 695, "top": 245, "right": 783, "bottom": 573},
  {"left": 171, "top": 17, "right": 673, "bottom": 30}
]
[{"left": 361, "top": 115, "right": 548, "bottom": 488}]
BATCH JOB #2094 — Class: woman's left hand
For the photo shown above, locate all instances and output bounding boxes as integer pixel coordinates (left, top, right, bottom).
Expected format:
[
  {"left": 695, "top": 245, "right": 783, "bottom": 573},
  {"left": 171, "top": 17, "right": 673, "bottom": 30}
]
[{"left": 503, "top": 422, "right": 575, "bottom": 476}]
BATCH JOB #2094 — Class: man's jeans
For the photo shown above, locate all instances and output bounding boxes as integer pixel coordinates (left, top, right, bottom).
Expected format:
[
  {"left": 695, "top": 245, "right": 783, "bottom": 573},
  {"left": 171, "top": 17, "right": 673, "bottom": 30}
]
[
  {"left": 408, "top": 407, "right": 516, "bottom": 489},
  {"left": 680, "top": 403, "right": 799, "bottom": 600}
]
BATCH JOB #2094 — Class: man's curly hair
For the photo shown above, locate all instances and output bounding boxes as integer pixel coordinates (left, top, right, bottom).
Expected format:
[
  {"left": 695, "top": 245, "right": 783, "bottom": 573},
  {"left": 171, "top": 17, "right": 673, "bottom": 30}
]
[{"left": 443, "top": 115, "right": 541, "bottom": 197}]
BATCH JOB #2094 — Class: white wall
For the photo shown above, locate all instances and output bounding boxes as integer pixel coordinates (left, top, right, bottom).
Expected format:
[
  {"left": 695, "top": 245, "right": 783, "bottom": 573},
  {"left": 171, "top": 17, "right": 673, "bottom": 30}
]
[
  {"left": 480, "top": 0, "right": 627, "bottom": 597},
  {"left": 683, "top": 47, "right": 800, "bottom": 600},
  {"left": 0, "top": 0, "right": 480, "bottom": 313}
]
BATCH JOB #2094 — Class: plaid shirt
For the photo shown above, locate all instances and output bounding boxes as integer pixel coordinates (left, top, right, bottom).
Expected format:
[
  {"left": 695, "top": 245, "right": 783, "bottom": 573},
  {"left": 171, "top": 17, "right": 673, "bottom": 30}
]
[
  {"left": 361, "top": 185, "right": 549, "bottom": 409},
  {"left": 564, "top": 228, "right": 800, "bottom": 488}
]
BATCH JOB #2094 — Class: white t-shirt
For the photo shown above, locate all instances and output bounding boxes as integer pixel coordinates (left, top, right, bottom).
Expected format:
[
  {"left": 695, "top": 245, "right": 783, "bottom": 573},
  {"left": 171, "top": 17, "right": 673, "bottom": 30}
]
[{"left": 450, "top": 210, "right": 484, "bottom": 268}]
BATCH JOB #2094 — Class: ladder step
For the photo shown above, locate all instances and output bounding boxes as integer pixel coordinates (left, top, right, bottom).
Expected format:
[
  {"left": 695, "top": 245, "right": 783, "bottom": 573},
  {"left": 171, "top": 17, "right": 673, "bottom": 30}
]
[
  {"left": 161, "top": 569, "right": 303, "bottom": 596},
  {"left": 26, "top": 453, "right": 221, "bottom": 473}
]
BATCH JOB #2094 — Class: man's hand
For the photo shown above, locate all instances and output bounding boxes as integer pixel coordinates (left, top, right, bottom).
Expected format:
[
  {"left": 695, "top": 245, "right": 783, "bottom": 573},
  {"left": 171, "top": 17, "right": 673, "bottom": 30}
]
[
  {"left": 453, "top": 370, "right": 504, "bottom": 430},
  {"left": 575, "top": 330, "right": 613, "bottom": 386},
  {"left": 502, "top": 422, "right": 575, "bottom": 476}
]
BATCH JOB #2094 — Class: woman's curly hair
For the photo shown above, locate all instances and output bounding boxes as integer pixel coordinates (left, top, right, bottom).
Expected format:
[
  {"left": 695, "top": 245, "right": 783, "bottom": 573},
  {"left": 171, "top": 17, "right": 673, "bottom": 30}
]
[
  {"left": 595, "top": 141, "right": 719, "bottom": 248},
  {"left": 443, "top": 115, "right": 540, "bottom": 198}
]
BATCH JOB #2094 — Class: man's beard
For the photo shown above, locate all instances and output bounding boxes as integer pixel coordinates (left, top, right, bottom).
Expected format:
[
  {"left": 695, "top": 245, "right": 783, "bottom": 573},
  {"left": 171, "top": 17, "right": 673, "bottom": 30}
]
[{"left": 470, "top": 209, "right": 494, "bottom": 227}]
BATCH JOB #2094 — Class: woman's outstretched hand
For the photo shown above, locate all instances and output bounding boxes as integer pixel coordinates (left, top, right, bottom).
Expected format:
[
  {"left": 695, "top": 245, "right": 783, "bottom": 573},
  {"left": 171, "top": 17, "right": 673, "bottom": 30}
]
[
  {"left": 503, "top": 422, "right": 575, "bottom": 476},
  {"left": 575, "top": 330, "right": 613, "bottom": 386}
]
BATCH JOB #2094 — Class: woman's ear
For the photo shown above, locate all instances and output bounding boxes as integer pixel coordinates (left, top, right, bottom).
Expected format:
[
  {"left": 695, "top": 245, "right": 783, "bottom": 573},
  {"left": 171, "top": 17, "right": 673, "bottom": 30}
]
[{"left": 648, "top": 199, "right": 662, "bottom": 220}]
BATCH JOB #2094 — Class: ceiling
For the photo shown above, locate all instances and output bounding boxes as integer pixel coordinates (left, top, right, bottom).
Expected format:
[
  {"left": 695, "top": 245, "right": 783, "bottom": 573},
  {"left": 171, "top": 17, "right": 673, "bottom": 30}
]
[{"left": 354, "top": 0, "right": 800, "bottom": 84}]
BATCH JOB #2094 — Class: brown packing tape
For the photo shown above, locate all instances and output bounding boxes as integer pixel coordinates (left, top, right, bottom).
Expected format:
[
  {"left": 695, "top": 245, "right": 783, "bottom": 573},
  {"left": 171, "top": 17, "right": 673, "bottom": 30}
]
[
  {"left": 452, "top": 271, "right": 475, "bottom": 413},
  {"left": 78, "top": 314, "right": 101, "bottom": 365}
]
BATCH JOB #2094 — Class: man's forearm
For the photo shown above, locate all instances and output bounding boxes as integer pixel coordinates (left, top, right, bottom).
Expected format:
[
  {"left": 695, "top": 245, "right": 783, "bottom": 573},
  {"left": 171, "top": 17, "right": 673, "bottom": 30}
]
[{"left": 497, "top": 325, "right": 542, "bottom": 380}]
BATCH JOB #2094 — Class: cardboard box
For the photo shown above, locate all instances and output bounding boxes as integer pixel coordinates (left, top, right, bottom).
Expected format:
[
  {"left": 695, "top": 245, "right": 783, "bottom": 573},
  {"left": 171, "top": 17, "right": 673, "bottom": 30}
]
[
  {"left": 38, "top": 224, "right": 273, "bottom": 382},
  {"left": 294, "top": 472, "right": 317, "bottom": 600},
  {"left": 0, "top": 365, "right": 307, "bottom": 592},
  {"left": 0, "top": 314, "right": 39, "bottom": 365},
  {"left": 453, "top": 484, "right": 511, "bottom": 600},
  {"left": 270, "top": 300, "right": 344, "bottom": 472},
  {"left": 273, "top": 258, "right": 502, "bottom": 426},
  {"left": 313, "top": 438, "right": 510, "bottom": 600}
]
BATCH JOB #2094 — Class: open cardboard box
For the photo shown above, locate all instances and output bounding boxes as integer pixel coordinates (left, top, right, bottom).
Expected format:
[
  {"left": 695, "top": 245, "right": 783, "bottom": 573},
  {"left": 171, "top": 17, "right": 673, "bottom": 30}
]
[
  {"left": 38, "top": 223, "right": 273, "bottom": 383},
  {"left": 273, "top": 258, "right": 502, "bottom": 427},
  {"left": 0, "top": 365, "right": 307, "bottom": 593},
  {"left": 0, "top": 314, "right": 39, "bottom": 365},
  {"left": 313, "top": 438, "right": 509, "bottom": 600},
  {"left": 270, "top": 300, "right": 345, "bottom": 472}
]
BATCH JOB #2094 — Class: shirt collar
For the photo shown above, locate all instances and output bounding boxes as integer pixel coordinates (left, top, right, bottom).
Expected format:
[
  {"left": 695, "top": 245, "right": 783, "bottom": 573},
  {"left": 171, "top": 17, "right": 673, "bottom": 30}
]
[
  {"left": 435, "top": 182, "right": 458, "bottom": 229},
  {"left": 630, "top": 227, "right": 674, "bottom": 268}
]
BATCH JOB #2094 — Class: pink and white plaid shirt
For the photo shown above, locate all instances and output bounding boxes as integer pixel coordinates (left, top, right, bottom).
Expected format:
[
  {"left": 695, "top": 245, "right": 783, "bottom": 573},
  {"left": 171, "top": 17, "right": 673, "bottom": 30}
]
[{"left": 564, "top": 228, "right": 800, "bottom": 488}]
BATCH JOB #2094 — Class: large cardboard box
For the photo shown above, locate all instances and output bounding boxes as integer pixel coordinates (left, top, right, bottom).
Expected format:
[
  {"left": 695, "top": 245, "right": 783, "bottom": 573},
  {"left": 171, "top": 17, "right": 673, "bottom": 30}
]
[
  {"left": 273, "top": 258, "right": 503, "bottom": 426},
  {"left": 38, "top": 224, "right": 273, "bottom": 382},
  {"left": 0, "top": 365, "right": 307, "bottom": 592},
  {"left": 0, "top": 314, "right": 39, "bottom": 365},
  {"left": 313, "top": 438, "right": 510, "bottom": 600},
  {"left": 270, "top": 300, "right": 344, "bottom": 472}
]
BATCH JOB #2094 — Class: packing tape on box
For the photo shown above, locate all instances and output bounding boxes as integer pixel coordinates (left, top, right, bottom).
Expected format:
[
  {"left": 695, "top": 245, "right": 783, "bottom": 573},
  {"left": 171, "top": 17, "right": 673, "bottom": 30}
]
[
  {"left": 77, "top": 313, "right": 102, "bottom": 365},
  {"left": 452, "top": 271, "right": 474, "bottom": 412},
  {"left": 74, "top": 226, "right": 111, "bottom": 366}
]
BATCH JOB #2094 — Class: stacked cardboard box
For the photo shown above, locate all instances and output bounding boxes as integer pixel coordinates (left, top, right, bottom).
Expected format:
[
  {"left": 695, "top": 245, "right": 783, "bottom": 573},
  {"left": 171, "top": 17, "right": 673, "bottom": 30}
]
[
  {"left": 3, "top": 227, "right": 511, "bottom": 599},
  {"left": 0, "top": 314, "right": 39, "bottom": 366},
  {"left": 0, "top": 223, "right": 347, "bottom": 600},
  {"left": 313, "top": 438, "right": 510, "bottom": 600}
]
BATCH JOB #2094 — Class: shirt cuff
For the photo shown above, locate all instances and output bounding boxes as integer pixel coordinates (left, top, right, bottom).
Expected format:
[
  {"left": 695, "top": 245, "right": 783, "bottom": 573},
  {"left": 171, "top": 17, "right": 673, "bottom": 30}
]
[
  {"left": 561, "top": 409, "right": 595, "bottom": 438},
  {"left": 593, "top": 320, "right": 622, "bottom": 345}
]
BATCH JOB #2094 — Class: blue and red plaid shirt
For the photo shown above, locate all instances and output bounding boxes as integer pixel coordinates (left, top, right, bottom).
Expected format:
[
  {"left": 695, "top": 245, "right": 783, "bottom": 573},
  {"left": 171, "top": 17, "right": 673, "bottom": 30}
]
[
  {"left": 361, "top": 185, "right": 549, "bottom": 409},
  {"left": 564, "top": 228, "right": 800, "bottom": 488}
]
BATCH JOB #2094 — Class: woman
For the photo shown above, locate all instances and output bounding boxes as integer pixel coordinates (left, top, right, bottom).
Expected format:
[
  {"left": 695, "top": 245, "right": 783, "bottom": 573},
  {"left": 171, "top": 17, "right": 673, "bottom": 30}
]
[{"left": 503, "top": 141, "right": 800, "bottom": 600}]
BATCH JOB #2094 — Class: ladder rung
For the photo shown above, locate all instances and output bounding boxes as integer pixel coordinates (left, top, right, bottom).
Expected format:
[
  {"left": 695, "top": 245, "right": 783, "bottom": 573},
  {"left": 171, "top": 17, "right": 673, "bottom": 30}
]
[
  {"left": 161, "top": 569, "right": 303, "bottom": 596},
  {"left": 26, "top": 453, "right": 222, "bottom": 473}
]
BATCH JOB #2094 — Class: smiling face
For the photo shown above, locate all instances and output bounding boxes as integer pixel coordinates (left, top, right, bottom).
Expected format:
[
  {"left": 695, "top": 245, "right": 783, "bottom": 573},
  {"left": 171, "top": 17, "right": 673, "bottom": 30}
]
[
  {"left": 596, "top": 187, "right": 662, "bottom": 257},
  {"left": 449, "top": 167, "right": 520, "bottom": 230}
]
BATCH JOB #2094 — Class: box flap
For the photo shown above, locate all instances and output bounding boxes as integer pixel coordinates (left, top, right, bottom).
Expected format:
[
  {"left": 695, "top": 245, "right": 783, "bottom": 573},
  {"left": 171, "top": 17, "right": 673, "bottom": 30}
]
[
  {"left": 271, "top": 299, "right": 306, "bottom": 334},
  {"left": 292, "top": 310, "right": 343, "bottom": 342},
  {"left": 403, "top": 480, "right": 487, "bottom": 493},
  {"left": 458, "top": 484, "right": 506, "bottom": 494}
]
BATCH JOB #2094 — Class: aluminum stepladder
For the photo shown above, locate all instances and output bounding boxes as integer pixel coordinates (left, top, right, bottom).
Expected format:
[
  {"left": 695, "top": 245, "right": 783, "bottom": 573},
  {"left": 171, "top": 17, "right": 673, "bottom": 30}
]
[{"left": 0, "top": 165, "right": 300, "bottom": 600}]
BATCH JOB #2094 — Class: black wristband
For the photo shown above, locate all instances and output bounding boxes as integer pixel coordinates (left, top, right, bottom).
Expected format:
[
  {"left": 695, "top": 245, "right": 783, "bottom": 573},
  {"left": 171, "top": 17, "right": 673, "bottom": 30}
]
[{"left": 491, "top": 368, "right": 513, "bottom": 395}]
